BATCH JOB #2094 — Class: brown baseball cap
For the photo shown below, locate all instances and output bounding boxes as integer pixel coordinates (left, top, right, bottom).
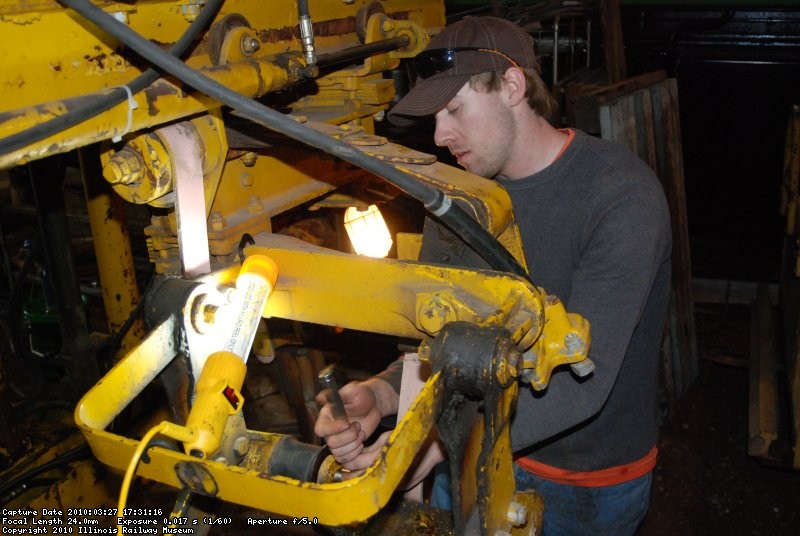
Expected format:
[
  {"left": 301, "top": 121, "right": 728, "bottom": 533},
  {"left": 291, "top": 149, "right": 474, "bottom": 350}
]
[{"left": 387, "top": 16, "right": 538, "bottom": 125}]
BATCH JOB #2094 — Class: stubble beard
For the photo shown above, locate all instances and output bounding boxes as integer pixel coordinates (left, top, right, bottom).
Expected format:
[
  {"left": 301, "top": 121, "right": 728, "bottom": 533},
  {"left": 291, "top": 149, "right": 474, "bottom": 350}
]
[{"left": 465, "top": 103, "right": 516, "bottom": 178}]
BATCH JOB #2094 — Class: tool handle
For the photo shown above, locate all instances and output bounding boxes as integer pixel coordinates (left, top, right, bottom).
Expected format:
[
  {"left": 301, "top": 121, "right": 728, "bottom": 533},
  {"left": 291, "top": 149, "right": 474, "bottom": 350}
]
[{"left": 318, "top": 365, "right": 348, "bottom": 422}]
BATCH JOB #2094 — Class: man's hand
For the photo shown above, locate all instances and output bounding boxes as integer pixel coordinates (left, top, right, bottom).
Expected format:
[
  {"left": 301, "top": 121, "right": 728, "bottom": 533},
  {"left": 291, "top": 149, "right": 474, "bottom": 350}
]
[{"left": 314, "top": 378, "right": 399, "bottom": 469}]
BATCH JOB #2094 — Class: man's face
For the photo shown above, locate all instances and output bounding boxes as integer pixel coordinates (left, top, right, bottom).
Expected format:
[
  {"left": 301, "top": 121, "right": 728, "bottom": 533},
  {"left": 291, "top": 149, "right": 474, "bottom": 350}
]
[{"left": 433, "top": 81, "right": 515, "bottom": 178}]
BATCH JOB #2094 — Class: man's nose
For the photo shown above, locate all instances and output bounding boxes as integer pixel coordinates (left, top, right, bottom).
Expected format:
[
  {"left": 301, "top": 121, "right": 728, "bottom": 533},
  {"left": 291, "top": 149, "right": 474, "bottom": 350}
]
[{"left": 433, "top": 113, "right": 452, "bottom": 147}]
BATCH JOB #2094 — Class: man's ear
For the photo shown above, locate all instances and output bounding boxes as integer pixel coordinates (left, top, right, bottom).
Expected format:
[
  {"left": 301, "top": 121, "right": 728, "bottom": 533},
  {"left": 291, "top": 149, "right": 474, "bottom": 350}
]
[{"left": 502, "top": 67, "right": 528, "bottom": 107}]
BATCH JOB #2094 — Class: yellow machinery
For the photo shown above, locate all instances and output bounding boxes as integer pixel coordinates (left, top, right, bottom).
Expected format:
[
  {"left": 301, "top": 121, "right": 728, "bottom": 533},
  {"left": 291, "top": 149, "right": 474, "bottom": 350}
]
[{"left": 0, "top": 1, "right": 592, "bottom": 534}]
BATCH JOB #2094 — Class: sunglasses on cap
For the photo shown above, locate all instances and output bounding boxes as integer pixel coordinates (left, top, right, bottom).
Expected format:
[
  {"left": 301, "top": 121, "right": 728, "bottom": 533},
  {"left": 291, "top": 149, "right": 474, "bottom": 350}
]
[{"left": 407, "top": 47, "right": 522, "bottom": 86}]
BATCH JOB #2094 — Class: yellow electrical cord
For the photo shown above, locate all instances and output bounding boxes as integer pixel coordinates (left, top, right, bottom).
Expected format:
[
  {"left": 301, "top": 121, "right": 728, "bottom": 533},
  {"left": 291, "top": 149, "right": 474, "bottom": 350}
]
[{"left": 117, "top": 421, "right": 196, "bottom": 532}]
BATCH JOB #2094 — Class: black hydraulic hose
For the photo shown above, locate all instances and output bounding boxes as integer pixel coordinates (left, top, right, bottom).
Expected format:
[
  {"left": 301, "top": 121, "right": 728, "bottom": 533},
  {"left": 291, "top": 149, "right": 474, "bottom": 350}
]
[
  {"left": 298, "top": 0, "right": 310, "bottom": 19},
  {"left": 297, "top": 0, "right": 316, "bottom": 69},
  {"left": 316, "top": 36, "right": 411, "bottom": 70},
  {"left": 11, "top": 400, "right": 74, "bottom": 420},
  {"left": 59, "top": 0, "right": 530, "bottom": 280},
  {"left": 0, "top": 0, "right": 224, "bottom": 158},
  {"left": 0, "top": 443, "right": 91, "bottom": 504}
]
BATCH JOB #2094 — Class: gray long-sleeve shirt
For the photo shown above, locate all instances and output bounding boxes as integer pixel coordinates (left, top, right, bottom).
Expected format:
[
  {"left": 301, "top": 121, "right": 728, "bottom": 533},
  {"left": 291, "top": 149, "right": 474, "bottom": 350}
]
[{"left": 380, "top": 129, "right": 672, "bottom": 471}]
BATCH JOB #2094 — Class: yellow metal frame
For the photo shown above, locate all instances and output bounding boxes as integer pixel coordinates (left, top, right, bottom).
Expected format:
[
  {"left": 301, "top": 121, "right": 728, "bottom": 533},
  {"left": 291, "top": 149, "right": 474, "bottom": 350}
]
[
  {"left": 75, "top": 314, "right": 445, "bottom": 525},
  {"left": 76, "top": 238, "right": 589, "bottom": 526},
  {"left": 4, "top": 2, "right": 590, "bottom": 530}
]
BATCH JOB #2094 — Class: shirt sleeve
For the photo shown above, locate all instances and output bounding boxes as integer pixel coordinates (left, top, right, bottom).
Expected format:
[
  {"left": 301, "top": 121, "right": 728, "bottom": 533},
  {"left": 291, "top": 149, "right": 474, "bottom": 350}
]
[{"left": 510, "top": 179, "right": 672, "bottom": 450}]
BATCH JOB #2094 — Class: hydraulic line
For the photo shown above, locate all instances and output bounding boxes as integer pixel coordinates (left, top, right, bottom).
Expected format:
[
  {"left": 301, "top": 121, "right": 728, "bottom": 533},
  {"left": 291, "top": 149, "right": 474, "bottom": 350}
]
[
  {"left": 298, "top": 0, "right": 316, "bottom": 69},
  {"left": 0, "top": 0, "right": 224, "bottom": 157},
  {"left": 316, "top": 36, "right": 411, "bottom": 70},
  {"left": 59, "top": 0, "right": 530, "bottom": 280},
  {"left": 0, "top": 443, "right": 91, "bottom": 505}
]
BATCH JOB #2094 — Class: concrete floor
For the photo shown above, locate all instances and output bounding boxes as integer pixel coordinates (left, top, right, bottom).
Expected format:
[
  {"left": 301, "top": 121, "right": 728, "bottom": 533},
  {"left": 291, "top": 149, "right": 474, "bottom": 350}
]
[{"left": 639, "top": 304, "right": 800, "bottom": 536}]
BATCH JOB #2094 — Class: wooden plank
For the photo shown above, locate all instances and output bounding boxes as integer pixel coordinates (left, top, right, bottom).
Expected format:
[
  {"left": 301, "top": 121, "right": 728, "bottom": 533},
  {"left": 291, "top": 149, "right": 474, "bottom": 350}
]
[
  {"left": 748, "top": 285, "right": 779, "bottom": 458},
  {"left": 572, "top": 71, "right": 667, "bottom": 134},
  {"left": 597, "top": 101, "right": 613, "bottom": 142},
  {"left": 660, "top": 318, "right": 678, "bottom": 420},
  {"left": 635, "top": 89, "right": 657, "bottom": 170},
  {"left": 758, "top": 285, "right": 779, "bottom": 441},
  {"left": 557, "top": 67, "right": 607, "bottom": 128},
  {"left": 748, "top": 297, "right": 760, "bottom": 456},
  {"left": 600, "top": 93, "right": 633, "bottom": 153},
  {"left": 598, "top": 0, "right": 626, "bottom": 83},
  {"left": 782, "top": 106, "right": 800, "bottom": 468},
  {"left": 586, "top": 70, "right": 668, "bottom": 106},
  {"left": 779, "top": 105, "right": 800, "bottom": 234},
  {"left": 651, "top": 78, "right": 698, "bottom": 389},
  {"left": 791, "top": 321, "right": 800, "bottom": 468},
  {"left": 693, "top": 278, "right": 778, "bottom": 305}
]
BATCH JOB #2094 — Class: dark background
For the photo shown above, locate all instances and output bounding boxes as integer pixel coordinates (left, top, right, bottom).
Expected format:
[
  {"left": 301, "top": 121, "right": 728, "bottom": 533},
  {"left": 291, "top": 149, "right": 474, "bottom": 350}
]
[{"left": 620, "top": 4, "right": 800, "bottom": 282}]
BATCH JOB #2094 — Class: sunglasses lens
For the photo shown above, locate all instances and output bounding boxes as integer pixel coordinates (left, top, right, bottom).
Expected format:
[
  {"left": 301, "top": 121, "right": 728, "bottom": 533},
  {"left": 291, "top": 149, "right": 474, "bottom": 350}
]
[
  {"left": 406, "top": 48, "right": 517, "bottom": 87},
  {"left": 416, "top": 50, "right": 457, "bottom": 78},
  {"left": 407, "top": 49, "right": 460, "bottom": 86}
]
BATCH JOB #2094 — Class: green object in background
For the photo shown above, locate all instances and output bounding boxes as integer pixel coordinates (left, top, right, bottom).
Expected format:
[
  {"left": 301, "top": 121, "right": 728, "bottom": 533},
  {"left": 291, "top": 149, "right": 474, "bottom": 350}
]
[{"left": 23, "top": 295, "right": 88, "bottom": 356}]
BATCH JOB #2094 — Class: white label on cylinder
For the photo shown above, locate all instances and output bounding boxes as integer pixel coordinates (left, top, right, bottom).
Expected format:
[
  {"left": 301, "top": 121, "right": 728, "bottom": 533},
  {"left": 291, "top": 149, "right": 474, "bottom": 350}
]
[{"left": 223, "top": 273, "right": 270, "bottom": 362}]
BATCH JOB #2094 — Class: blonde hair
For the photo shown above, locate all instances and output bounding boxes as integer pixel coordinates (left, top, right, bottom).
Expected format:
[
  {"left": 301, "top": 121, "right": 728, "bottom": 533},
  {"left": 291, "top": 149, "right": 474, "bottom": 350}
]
[{"left": 469, "top": 68, "right": 558, "bottom": 122}]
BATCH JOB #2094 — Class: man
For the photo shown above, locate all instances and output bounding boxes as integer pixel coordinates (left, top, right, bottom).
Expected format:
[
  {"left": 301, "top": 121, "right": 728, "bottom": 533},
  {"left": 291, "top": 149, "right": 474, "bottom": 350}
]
[{"left": 315, "top": 15, "right": 672, "bottom": 535}]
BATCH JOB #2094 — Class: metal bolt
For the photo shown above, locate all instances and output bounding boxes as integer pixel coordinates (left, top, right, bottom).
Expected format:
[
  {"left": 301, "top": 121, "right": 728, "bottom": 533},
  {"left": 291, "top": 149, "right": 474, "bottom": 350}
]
[
  {"left": 233, "top": 436, "right": 250, "bottom": 457},
  {"left": 103, "top": 147, "right": 143, "bottom": 185},
  {"left": 417, "top": 340, "right": 432, "bottom": 364},
  {"left": 418, "top": 295, "right": 456, "bottom": 334},
  {"left": 564, "top": 332, "right": 586, "bottom": 354},
  {"left": 381, "top": 19, "right": 395, "bottom": 33},
  {"left": 181, "top": 4, "right": 200, "bottom": 22},
  {"left": 241, "top": 36, "right": 261, "bottom": 55},
  {"left": 519, "top": 369, "right": 536, "bottom": 385},
  {"left": 523, "top": 348, "right": 538, "bottom": 367},
  {"left": 507, "top": 501, "right": 528, "bottom": 526},
  {"left": 240, "top": 152, "right": 257, "bottom": 167},
  {"left": 247, "top": 195, "right": 264, "bottom": 214},
  {"left": 570, "top": 357, "right": 596, "bottom": 378},
  {"left": 240, "top": 172, "right": 254, "bottom": 187},
  {"left": 209, "top": 211, "right": 227, "bottom": 231}
]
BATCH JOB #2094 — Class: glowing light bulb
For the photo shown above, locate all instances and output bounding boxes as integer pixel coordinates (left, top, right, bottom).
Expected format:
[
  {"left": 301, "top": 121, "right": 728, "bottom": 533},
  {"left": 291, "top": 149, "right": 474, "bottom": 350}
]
[{"left": 344, "top": 204, "right": 393, "bottom": 258}]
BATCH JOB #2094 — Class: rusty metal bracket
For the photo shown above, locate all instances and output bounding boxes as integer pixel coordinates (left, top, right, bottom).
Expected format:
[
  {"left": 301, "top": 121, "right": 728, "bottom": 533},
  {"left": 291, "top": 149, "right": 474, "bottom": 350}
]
[{"left": 429, "top": 322, "right": 541, "bottom": 535}]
